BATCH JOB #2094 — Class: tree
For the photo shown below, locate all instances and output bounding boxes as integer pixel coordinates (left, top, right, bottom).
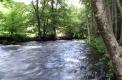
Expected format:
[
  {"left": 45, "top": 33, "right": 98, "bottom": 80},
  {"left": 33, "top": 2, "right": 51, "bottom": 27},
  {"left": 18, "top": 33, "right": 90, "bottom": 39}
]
[
  {"left": 92, "top": 0, "right": 122, "bottom": 80},
  {"left": 116, "top": 0, "right": 122, "bottom": 45},
  {"left": 2, "top": 3, "right": 27, "bottom": 36},
  {"left": 40, "top": 0, "right": 47, "bottom": 40},
  {"left": 31, "top": 0, "right": 41, "bottom": 39}
]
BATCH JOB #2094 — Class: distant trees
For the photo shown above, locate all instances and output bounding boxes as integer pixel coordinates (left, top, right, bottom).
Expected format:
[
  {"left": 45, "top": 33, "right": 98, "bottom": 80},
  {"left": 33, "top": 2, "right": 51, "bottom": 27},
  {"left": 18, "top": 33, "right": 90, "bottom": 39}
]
[
  {"left": 0, "top": 1, "right": 28, "bottom": 36},
  {"left": 0, "top": 0, "right": 87, "bottom": 41},
  {"left": 30, "top": 0, "right": 84, "bottom": 40}
]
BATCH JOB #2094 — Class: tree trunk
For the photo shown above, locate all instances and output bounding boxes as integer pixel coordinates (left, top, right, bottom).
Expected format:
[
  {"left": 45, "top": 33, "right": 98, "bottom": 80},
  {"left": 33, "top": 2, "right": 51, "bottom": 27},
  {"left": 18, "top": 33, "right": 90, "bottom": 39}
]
[
  {"left": 36, "top": 0, "right": 41, "bottom": 39},
  {"left": 92, "top": 0, "right": 122, "bottom": 80},
  {"left": 51, "top": 0, "right": 56, "bottom": 39},
  {"left": 31, "top": 0, "right": 41, "bottom": 39},
  {"left": 36, "top": 12, "right": 41, "bottom": 39},
  {"left": 91, "top": 9, "right": 97, "bottom": 35},
  {"left": 113, "top": 0, "right": 118, "bottom": 39},
  {"left": 41, "top": 0, "right": 47, "bottom": 40},
  {"left": 116, "top": 0, "right": 122, "bottom": 45},
  {"left": 116, "top": 0, "right": 122, "bottom": 17},
  {"left": 103, "top": 0, "right": 113, "bottom": 32},
  {"left": 119, "top": 26, "right": 122, "bottom": 46},
  {"left": 42, "top": 18, "right": 48, "bottom": 40},
  {"left": 84, "top": 0, "right": 91, "bottom": 43}
]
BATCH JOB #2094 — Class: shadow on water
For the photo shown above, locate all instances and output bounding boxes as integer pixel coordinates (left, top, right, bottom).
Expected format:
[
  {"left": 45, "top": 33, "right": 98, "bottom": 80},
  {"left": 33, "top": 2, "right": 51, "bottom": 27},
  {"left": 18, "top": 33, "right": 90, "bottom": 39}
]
[{"left": 0, "top": 40, "right": 109, "bottom": 80}]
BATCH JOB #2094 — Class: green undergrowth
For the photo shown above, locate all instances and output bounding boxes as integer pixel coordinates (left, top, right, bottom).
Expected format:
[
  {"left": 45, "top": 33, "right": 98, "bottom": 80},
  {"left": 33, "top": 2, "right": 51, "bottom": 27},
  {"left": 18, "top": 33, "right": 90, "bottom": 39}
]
[
  {"left": 0, "top": 33, "right": 35, "bottom": 45},
  {"left": 90, "top": 36, "right": 115, "bottom": 80}
]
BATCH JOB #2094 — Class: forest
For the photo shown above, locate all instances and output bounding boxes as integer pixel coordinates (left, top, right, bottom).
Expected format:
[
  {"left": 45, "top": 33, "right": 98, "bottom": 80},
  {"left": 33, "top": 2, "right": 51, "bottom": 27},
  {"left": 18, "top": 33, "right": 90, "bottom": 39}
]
[
  {"left": 0, "top": 0, "right": 122, "bottom": 80},
  {"left": 0, "top": 0, "right": 86, "bottom": 42}
]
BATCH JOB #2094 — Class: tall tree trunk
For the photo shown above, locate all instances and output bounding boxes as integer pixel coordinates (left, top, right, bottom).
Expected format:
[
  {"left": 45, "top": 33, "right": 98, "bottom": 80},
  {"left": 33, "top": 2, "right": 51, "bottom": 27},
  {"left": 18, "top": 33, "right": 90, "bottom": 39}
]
[
  {"left": 36, "top": 0, "right": 41, "bottom": 39},
  {"left": 51, "top": 0, "right": 56, "bottom": 39},
  {"left": 111, "top": 0, "right": 114, "bottom": 32},
  {"left": 114, "top": 0, "right": 118, "bottom": 39},
  {"left": 42, "top": 18, "right": 48, "bottom": 40},
  {"left": 103, "top": 0, "right": 113, "bottom": 32},
  {"left": 116, "top": 0, "right": 122, "bottom": 45},
  {"left": 116, "top": 0, "right": 122, "bottom": 17},
  {"left": 87, "top": 25, "right": 91, "bottom": 43},
  {"left": 92, "top": 0, "right": 122, "bottom": 80},
  {"left": 41, "top": 0, "right": 47, "bottom": 40},
  {"left": 91, "top": 9, "right": 97, "bottom": 35},
  {"left": 32, "top": 0, "right": 41, "bottom": 39},
  {"left": 119, "top": 26, "right": 122, "bottom": 46},
  {"left": 84, "top": 0, "right": 91, "bottom": 43}
]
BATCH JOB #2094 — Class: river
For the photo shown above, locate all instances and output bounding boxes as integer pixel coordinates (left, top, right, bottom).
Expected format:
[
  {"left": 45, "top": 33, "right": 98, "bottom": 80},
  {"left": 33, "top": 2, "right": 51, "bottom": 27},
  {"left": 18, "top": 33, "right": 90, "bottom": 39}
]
[{"left": 0, "top": 40, "right": 108, "bottom": 80}]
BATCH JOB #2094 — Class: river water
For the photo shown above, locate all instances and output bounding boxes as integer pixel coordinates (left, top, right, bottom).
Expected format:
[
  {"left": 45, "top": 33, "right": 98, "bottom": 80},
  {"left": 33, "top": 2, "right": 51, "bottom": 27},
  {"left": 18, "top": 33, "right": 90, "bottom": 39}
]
[{"left": 0, "top": 40, "right": 108, "bottom": 80}]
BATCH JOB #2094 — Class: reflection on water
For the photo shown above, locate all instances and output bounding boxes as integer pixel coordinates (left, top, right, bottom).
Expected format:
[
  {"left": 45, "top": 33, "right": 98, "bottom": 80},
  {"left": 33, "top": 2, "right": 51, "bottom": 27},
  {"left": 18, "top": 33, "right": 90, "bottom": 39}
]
[{"left": 0, "top": 40, "right": 107, "bottom": 80}]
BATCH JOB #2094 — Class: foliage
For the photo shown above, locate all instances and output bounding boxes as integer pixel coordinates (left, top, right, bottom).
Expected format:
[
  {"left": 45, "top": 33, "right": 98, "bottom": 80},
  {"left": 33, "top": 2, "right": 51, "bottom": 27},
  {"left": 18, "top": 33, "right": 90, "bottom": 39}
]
[
  {"left": 0, "top": 0, "right": 88, "bottom": 41},
  {"left": 90, "top": 36, "right": 107, "bottom": 53},
  {"left": 90, "top": 35, "right": 115, "bottom": 80}
]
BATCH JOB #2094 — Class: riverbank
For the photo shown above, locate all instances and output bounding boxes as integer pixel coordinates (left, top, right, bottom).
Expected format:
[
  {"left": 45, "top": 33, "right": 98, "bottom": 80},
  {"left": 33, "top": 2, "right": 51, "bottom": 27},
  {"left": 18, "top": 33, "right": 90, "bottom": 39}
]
[
  {"left": 0, "top": 36, "right": 84, "bottom": 45},
  {"left": 90, "top": 36, "right": 116, "bottom": 80}
]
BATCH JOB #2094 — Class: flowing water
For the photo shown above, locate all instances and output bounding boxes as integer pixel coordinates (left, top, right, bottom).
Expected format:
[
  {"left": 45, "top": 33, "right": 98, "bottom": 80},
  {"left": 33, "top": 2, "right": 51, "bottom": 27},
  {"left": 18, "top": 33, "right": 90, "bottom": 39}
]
[{"left": 0, "top": 40, "right": 108, "bottom": 80}]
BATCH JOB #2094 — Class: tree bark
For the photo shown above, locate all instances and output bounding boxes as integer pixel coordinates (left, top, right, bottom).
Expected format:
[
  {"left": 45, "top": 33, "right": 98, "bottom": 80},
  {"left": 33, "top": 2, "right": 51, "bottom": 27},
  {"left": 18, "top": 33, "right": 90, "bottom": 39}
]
[
  {"left": 114, "top": 0, "right": 118, "bottom": 39},
  {"left": 116, "top": 0, "right": 122, "bottom": 45},
  {"left": 119, "top": 26, "right": 122, "bottom": 46},
  {"left": 92, "top": 0, "right": 122, "bottom": 80},
  {"left": 116, "top": 0, "right": 122, "bottom": 17},
  {"left": 83, "top": 0, "right": 91, "bottom": 43},
  {"left": 103, "top": 0, "right": 113, "bottom": 32},
  {"left": 86, "top": 8, "right": 91, "bottom": 43}
]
